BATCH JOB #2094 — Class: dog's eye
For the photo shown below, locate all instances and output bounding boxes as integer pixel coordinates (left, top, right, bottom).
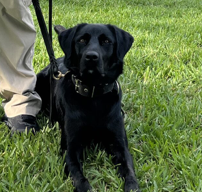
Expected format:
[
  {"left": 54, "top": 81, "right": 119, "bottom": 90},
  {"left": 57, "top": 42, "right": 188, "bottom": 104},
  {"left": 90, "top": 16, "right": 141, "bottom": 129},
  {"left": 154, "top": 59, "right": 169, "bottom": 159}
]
[
  {"left": 79, "top": 39, "right": 87, "bottom": 44},
  {"left": 102, "top": 39, "right": 111, "bottom": 45}
]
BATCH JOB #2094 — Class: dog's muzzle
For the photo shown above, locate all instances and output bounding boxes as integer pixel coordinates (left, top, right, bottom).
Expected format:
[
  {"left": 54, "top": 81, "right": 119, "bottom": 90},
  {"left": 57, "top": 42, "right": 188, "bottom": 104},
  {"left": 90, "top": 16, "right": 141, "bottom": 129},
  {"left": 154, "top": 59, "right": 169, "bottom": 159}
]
[{"left": 80, "top": 50, "right": 104, "bottom": 75}]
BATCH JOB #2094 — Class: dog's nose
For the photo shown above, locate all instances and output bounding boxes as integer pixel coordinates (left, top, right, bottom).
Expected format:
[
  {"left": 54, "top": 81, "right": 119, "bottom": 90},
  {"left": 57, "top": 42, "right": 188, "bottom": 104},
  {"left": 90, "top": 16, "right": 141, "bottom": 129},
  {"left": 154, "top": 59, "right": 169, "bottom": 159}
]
[{"left": 85, "top": 51, "right": 99, "bottom": 61}]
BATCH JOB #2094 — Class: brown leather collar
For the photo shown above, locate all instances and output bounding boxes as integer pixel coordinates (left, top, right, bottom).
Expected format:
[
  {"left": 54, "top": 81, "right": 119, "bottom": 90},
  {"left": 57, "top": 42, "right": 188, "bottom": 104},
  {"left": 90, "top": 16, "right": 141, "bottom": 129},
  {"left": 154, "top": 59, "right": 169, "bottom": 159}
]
[{"left": 71, "top": 75, "right": 119, "bottom": 98}]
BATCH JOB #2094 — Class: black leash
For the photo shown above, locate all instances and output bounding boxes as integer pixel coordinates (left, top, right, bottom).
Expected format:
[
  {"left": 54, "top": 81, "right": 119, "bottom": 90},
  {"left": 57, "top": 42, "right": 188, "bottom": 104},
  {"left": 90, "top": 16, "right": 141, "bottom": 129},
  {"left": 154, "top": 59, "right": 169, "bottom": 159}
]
[
  {"left": 32, "top": 0, "right": 58, "bottom": 126},
  {"left": 49, "top": 0, "right": 53, "bottom": 43}
]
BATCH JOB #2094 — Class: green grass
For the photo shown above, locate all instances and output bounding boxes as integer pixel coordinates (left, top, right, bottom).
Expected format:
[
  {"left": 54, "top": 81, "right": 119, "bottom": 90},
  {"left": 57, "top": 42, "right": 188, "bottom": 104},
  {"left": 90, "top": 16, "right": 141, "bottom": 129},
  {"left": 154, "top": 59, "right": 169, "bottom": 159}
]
[{"left": 1, "top": 0, "right": 202, "bottom": 191}]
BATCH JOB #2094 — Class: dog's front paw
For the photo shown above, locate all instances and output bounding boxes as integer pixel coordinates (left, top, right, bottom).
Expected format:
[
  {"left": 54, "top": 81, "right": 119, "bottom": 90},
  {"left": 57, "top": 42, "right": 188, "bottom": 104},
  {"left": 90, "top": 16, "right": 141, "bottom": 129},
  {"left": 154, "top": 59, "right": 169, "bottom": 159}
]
[
  {"left": 125, "top": 176, "right": 141, "bottom": 192},
  {"left": 74, "top": 178, "right": 92, "bottom": 192}
]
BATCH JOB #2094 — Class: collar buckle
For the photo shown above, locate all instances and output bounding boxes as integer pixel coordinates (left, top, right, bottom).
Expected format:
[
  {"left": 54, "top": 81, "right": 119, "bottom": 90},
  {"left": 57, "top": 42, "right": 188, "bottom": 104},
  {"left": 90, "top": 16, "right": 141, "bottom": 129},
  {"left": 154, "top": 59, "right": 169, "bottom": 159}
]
[{"left": 74, "top": 75, "right": 82, "bottom": 93}]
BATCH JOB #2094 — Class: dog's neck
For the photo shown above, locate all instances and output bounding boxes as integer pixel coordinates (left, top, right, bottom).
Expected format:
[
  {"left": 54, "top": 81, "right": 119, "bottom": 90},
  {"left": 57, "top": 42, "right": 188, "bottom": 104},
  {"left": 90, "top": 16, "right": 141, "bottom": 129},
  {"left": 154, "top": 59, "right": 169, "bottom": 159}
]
[{"left": 71, "top": 74, "right": 119, "bottom": 98}]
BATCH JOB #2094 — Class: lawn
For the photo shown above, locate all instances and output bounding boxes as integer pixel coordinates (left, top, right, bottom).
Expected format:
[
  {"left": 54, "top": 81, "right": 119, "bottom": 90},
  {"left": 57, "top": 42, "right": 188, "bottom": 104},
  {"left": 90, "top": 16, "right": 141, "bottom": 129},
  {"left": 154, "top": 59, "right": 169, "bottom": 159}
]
[{"left": 1, "top": 0, "right": 202, "bottom": 191}]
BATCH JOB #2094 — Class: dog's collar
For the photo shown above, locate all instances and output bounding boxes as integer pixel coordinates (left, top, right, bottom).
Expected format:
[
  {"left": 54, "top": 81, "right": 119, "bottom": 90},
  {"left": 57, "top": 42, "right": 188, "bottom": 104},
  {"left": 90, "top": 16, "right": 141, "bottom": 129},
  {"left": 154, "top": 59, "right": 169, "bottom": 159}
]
[{"left": 71, "top": 75, "right": 119, "bottom": 98}]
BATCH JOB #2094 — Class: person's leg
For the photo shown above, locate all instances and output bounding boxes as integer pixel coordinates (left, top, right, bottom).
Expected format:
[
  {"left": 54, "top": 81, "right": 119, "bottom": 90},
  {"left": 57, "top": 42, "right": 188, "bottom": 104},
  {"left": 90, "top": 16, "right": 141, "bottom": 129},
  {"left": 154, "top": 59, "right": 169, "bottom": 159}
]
[{"left": 0, "top": 0, "right": 42, "bottom": 133}]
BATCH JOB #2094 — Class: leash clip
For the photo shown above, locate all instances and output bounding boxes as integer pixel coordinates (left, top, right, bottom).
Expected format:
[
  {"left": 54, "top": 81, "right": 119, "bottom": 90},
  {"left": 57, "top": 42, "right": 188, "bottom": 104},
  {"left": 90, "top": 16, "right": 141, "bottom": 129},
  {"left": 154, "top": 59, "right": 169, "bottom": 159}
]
[{"left": 53, "top": 70, "right": 70, "bottom": 80}]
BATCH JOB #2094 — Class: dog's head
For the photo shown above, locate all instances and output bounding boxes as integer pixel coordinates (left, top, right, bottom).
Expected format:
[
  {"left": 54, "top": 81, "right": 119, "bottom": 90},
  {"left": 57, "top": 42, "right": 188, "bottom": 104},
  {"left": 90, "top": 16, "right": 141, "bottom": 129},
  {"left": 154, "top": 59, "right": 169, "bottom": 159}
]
[{"left": 55, "top": 24, "right": 134, "bottom": 85}]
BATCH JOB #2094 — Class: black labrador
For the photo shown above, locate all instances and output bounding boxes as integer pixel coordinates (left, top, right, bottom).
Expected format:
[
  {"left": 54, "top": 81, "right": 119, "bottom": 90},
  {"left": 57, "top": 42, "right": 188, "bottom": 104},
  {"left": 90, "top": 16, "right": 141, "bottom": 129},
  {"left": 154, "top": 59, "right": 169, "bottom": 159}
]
[{"left": 35, "top": 23, "right": 140, "bottom": 192}]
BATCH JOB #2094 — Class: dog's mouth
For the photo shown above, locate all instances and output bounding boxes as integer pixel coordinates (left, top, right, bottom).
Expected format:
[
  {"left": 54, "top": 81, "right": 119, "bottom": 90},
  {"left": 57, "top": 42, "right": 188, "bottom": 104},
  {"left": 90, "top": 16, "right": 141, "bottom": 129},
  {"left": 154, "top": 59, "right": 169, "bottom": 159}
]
[
  {"left": 86, "top": 69, "right": 95, "bottom": 74},
  {"left": 79, "top": 68, "right": 106, "bottom": 86},
  {"left": 80, "top": 68, "right": 104, "bottom": 75},
  {"left": 68, "top": 56, "right": 118, "bottom": 86}
]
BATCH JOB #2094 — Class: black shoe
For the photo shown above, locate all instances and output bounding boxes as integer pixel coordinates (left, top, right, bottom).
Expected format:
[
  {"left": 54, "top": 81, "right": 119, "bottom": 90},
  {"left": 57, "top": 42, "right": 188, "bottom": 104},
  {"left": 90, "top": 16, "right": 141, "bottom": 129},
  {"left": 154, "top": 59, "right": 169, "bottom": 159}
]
[{"left": 2, "top": 115, "right": 40, "bottom": 134}]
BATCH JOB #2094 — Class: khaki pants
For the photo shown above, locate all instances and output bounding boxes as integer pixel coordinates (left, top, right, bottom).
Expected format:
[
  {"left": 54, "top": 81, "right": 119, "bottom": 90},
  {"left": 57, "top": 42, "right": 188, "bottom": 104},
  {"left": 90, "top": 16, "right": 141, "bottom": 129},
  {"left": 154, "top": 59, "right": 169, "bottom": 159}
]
[{"left": 0, "top": 0, "right": 42, "bottom": 118}]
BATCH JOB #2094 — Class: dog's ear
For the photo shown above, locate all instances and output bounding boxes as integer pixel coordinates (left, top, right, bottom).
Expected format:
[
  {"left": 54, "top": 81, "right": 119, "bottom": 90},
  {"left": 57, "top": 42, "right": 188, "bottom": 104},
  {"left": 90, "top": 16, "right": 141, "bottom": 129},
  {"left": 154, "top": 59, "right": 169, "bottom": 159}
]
[
  {"left": 54, "top": 25, "right": 66, "bottom": 35},
  {"left": 107, "top": 25, "right": 134, "bottom": 61},
  {"left": 57, "top": 23, "right": 87, "bottom": 60}
]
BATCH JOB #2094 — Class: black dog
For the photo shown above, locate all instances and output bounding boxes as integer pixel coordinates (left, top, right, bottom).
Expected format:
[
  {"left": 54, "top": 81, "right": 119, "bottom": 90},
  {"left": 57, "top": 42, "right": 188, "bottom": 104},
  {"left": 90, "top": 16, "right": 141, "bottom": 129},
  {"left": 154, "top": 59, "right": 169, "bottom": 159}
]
[{"left": 35, "top": 23, "right": 140, "bottom": 192}]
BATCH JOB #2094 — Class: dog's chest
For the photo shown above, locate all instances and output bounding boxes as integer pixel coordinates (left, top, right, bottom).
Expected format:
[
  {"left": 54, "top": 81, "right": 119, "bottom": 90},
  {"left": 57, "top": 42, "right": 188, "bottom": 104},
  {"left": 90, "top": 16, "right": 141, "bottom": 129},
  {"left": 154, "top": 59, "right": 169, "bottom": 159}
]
[
  {"left": 56, "top": 79, "right": 120, "bottom": 127},
  {"left": 75, "top": 99, "right": 112, "bottom": 124}
]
